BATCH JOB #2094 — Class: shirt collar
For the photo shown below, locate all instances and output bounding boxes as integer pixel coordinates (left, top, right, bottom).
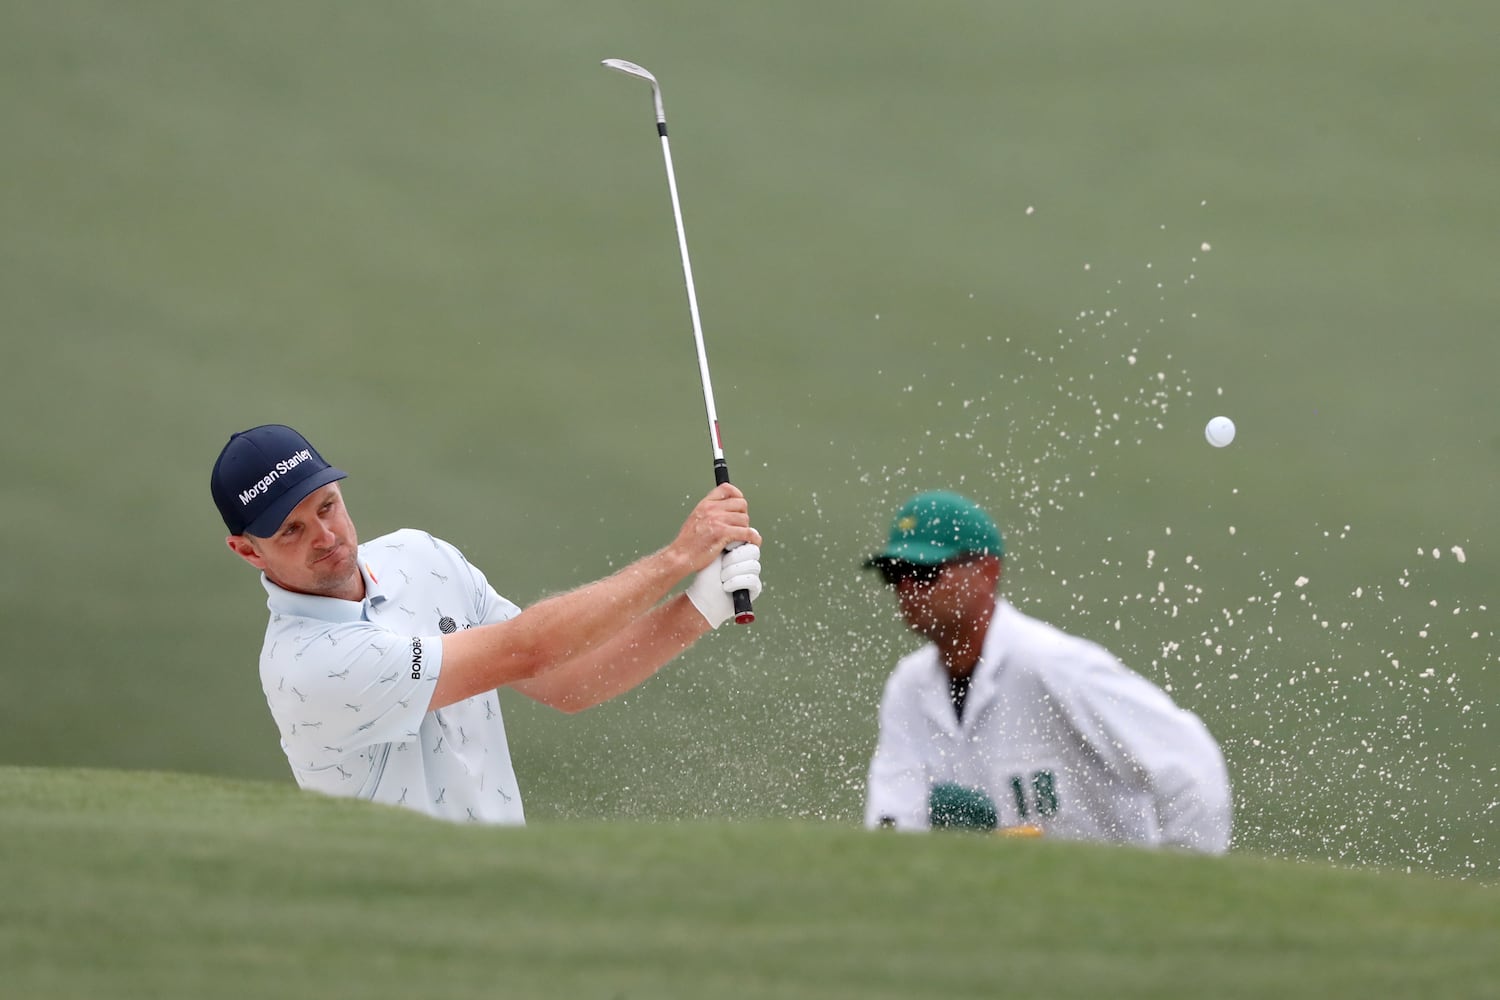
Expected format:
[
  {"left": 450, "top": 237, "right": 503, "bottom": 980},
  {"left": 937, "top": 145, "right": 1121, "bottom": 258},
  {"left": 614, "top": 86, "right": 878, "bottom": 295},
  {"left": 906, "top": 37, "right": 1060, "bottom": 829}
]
[
  {"left": 975, "top": 598, "right": 1012, "bottom": 677},
  {"left": 260, "top": 557, "right": 388, "bottom": 622}
]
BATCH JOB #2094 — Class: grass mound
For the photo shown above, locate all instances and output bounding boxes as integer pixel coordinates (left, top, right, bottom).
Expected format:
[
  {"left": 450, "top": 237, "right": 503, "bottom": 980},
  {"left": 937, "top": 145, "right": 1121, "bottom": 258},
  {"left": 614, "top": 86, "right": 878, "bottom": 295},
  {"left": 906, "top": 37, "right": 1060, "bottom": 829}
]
[{"left": 3, "top": 765, "right": 1496, "bottom": 999}]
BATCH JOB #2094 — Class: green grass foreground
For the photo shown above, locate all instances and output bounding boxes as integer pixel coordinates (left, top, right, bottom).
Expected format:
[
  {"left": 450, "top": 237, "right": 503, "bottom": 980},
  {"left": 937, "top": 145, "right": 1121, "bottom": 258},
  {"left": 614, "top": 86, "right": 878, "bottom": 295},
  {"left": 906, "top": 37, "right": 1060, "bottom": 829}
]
[{"left": 3, "top": 766, "right": 1496, "bottom": 1000}]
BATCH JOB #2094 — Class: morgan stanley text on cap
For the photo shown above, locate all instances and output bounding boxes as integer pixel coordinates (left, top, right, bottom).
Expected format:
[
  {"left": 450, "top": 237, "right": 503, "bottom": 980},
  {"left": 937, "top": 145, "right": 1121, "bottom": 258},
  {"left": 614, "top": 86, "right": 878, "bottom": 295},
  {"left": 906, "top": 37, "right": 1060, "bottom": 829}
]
[
  {"left": 211, "top": 425, "right": 347, "bottom": 538},
  {"left": 865, "top": 490, "right": 1005, "bottom": 568}
]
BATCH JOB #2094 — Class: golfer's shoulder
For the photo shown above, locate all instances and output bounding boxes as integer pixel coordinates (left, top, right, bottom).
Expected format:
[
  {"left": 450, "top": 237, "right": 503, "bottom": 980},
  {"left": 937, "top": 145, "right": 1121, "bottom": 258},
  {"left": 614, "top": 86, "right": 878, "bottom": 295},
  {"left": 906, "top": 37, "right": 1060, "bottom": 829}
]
[{"left": 362, "top": 528, "right": 469, "bottom": 568}]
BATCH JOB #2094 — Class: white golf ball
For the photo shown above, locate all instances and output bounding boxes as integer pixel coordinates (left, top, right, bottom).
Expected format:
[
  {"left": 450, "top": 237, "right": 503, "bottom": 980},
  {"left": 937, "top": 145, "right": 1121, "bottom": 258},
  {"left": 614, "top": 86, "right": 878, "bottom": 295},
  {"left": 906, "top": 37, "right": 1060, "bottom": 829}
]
[{"left": 1205, "top": 415, "right": 1236, "bottom": 448}]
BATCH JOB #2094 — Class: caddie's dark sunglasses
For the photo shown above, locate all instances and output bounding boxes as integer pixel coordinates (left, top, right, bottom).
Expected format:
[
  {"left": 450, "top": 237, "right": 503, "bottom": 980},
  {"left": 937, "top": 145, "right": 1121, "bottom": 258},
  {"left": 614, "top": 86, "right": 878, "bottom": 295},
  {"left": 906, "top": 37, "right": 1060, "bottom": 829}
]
[{"left": 877, "top": 561, "right": 944, "bottom": 587}]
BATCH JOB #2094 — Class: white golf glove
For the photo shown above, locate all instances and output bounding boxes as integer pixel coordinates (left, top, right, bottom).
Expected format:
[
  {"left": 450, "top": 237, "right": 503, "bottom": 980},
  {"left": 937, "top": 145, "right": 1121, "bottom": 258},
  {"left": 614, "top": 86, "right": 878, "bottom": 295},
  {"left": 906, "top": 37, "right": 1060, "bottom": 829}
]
[{"left": 685, "top": 543, "right": 763, "bottom": 629}]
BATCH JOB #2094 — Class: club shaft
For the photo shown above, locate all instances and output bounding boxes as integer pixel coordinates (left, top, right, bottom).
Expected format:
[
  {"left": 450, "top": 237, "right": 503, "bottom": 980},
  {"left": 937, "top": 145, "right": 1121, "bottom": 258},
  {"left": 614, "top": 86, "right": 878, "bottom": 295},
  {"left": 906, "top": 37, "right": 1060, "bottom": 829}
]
[
  {"left": 656, "top": 130, "right": 726, "bottom": 463},
  {"left": 603, "top": 60, "right": 753, "bottom": 622},
  {"left": 606, "top": 60, "right": 753, "bottom": 624},
  {"left": 656, "top": 126, "right": 752, "bottom": 623},
  {"left": 603, "top": 60, "right": 753, "bottom": 621}
]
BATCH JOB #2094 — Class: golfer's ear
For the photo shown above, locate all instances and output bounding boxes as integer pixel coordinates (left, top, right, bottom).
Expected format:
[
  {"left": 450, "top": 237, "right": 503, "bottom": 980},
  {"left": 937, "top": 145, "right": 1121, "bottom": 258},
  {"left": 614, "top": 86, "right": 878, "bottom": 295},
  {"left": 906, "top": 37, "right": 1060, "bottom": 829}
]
[{"left": 227, "top": 534, "right": 264, "bottom": 569}]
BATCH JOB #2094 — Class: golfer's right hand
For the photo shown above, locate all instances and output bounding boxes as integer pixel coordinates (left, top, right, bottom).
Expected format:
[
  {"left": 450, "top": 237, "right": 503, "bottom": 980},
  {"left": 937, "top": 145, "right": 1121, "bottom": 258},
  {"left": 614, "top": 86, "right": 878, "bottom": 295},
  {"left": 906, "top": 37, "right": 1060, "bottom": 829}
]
[{"left": 673, "top": 484, "right": 760, "bottom": 573}]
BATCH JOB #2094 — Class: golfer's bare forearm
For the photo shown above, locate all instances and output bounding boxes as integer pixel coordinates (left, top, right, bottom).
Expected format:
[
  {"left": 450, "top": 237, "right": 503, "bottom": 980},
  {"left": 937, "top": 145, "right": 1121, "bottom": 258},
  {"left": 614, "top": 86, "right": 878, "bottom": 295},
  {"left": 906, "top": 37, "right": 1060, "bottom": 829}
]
[
  {"left": 429, "top": 547, "right": 692, "bottom": 710},
  {"left": 512, "top": 595, "right": 709, "bottom": 712}
]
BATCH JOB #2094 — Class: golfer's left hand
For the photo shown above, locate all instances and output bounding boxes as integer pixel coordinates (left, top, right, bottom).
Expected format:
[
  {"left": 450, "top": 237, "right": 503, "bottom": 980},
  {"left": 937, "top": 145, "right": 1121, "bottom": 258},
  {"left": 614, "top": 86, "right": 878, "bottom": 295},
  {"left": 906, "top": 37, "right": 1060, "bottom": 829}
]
[{"left": 686, "top": 543, "right": 763, "bottom": 628}]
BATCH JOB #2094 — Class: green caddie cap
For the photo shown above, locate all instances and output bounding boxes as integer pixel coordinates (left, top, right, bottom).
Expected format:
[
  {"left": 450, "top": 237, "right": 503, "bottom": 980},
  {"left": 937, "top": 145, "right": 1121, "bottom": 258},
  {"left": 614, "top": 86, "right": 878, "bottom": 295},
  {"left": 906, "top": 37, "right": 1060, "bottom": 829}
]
[{"left": 865, "top": 490, "right": 1005, "bottom": 568}]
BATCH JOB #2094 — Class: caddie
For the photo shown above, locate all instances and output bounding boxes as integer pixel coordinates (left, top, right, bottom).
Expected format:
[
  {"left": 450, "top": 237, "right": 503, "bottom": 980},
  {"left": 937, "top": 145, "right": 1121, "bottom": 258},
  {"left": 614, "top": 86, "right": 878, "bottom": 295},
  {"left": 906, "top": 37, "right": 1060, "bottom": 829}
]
[
  {"left": 212, "top": 424, "right": 762, "bottom": 823},
  {"left": 863, "top": 490, "right": 1230, "bottom": 851}
]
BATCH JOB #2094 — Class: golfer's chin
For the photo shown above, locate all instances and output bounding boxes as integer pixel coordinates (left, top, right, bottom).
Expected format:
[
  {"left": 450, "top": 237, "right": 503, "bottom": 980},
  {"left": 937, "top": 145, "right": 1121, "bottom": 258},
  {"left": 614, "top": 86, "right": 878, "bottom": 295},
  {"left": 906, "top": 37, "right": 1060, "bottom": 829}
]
[
  {"left": 312, "top": 549, "right": 358, "bottom": 583},
  {"left": 279, "top": 548, "right": 359, "bottom": 599}
]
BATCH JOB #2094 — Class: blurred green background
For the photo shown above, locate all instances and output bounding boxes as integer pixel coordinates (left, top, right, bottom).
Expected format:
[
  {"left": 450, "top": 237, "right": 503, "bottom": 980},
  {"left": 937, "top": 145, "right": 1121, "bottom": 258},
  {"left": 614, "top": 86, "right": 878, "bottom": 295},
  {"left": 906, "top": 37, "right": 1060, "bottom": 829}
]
[{"left": 2, "top": 0, "right": 1495, "bottom": 877}]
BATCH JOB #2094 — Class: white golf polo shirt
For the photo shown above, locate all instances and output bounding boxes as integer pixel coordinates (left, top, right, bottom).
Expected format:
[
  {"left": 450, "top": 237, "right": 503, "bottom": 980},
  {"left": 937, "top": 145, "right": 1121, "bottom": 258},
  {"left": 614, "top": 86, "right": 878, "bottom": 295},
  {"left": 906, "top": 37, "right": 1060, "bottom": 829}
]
[{"left": 257, "top": 528, "right": 526, "bottom": 823}]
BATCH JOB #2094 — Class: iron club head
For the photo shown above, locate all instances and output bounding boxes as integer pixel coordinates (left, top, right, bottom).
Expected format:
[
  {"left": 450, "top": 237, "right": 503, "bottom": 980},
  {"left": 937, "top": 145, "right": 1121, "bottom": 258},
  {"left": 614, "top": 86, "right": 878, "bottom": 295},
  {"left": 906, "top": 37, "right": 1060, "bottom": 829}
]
[
  {"left": 601, "top": 58, "right": 656, "bottom": 84},
  {"left": 602, "top": 58, "right": 666, "bottom": 125}
]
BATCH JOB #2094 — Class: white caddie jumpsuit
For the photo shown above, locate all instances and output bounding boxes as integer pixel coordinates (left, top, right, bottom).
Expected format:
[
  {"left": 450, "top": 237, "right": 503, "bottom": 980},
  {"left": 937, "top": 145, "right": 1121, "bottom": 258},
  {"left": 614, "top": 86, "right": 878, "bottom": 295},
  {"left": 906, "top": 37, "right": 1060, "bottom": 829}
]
[{"left": 866, "top": 599, "right": 1232, "bottom": 852}]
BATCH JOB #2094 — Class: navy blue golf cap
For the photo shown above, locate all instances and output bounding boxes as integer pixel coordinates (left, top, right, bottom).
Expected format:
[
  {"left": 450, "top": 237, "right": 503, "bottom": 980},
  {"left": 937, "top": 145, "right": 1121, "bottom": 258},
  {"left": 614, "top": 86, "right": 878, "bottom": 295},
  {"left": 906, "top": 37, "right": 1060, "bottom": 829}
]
[{"left": 211, "top": 425, "right": 347, "bottom": 537}]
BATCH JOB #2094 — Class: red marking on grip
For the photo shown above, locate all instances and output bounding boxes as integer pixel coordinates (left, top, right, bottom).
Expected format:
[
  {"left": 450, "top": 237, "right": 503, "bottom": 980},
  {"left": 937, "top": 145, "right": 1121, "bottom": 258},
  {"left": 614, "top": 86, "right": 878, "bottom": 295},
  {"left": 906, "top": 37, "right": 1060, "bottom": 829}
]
[{"left": 734, "top": 611, "right": 755, "bottom": 625}]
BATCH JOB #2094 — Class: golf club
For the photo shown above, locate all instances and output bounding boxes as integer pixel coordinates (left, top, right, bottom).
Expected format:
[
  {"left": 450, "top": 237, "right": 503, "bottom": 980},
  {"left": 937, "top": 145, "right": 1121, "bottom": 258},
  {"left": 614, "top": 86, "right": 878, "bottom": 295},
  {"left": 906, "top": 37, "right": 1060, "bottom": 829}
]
[{"left": 602, "top": 57, "right": 754, "bottom": 625}]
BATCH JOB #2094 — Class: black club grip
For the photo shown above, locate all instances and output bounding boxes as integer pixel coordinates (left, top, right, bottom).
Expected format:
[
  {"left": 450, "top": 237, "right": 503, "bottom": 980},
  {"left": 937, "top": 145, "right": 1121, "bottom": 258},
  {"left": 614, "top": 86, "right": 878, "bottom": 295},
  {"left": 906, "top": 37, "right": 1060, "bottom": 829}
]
[{"left": 713, "top": 458, "right": 754, "bottom": 625}]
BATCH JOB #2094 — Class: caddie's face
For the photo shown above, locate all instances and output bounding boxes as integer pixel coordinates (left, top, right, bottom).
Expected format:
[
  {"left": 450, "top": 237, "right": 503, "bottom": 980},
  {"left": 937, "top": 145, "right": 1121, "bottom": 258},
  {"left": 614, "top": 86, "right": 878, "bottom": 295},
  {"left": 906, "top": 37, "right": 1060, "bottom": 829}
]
[
  {"left": 226, "top": 482, "right": 363, "bottom": 601},
  {"left": 892, "top": 555, "right": 998, "bottom": 644}
]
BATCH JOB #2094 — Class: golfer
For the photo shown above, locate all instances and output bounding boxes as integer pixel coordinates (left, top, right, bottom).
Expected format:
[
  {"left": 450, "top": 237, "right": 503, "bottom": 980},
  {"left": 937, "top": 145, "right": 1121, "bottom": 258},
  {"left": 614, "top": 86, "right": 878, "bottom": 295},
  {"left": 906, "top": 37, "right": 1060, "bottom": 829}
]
[
  {"left": 863, "top": 490, "right": 1230, "bottom": 852},
  {"left": 212, "top": 424, "right": 762, "bottom": 823}
]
